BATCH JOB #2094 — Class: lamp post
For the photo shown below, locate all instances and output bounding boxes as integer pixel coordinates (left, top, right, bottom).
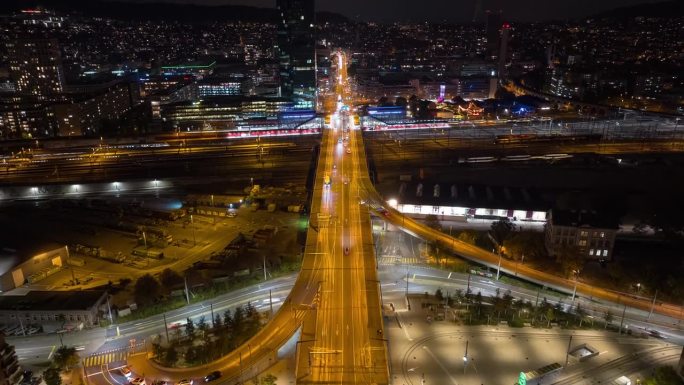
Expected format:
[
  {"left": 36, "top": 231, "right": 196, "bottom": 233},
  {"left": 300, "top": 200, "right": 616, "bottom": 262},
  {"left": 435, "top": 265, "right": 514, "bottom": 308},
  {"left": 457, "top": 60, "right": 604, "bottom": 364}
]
[
  {"left": 571, "top": 269, "right": 579, "bottom": 303},
  {"left": 496, "top": 250, "right": 502, "bottom": 281}
]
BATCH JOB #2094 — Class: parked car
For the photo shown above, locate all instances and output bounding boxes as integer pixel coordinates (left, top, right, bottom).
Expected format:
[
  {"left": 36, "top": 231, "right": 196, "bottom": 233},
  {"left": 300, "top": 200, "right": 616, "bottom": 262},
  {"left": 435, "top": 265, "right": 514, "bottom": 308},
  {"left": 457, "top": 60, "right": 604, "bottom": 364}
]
[
  {"left": 177, "top": 379, "right": 193, "bottom": 385},
  {"left": 129, "top": 378, "right": 145, "bottom": 385}
]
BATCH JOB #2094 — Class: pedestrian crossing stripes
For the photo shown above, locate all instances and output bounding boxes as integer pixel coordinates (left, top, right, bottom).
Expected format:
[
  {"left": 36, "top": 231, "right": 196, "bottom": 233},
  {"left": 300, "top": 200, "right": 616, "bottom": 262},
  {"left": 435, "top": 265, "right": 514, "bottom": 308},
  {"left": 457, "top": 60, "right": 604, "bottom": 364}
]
[
  {"left": 83, "top": 351, "right": 128, "bottom": 367},
  {"left": 378, "top": 256, "right": 422, "bottom": 266}
]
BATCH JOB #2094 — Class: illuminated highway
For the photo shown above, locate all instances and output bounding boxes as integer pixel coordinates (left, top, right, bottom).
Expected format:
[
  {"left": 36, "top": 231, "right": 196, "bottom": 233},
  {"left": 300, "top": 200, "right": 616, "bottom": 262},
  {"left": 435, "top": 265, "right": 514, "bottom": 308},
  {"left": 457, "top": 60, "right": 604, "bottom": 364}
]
[{"left": 294, "top": 51, "right": 388, "bottom": 384}]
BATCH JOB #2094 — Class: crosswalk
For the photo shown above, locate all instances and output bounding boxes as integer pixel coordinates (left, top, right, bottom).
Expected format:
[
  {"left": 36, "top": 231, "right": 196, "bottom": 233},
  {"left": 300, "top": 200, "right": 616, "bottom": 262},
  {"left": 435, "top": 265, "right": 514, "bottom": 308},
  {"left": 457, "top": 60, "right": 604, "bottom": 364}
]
[
  {"left": 82, "top": 351, "right": 128, "bottom": 367},
  {"left": 378, "top": 256, "right": 422, "bottom": 266}
]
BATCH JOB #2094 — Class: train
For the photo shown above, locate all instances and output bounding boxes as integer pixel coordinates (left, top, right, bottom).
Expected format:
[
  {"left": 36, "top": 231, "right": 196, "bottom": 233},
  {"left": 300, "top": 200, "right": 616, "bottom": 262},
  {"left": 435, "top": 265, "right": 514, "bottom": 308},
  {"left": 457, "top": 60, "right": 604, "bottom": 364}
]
[{"left": 494, "top": 133, "right": 602, "bottom": 145}]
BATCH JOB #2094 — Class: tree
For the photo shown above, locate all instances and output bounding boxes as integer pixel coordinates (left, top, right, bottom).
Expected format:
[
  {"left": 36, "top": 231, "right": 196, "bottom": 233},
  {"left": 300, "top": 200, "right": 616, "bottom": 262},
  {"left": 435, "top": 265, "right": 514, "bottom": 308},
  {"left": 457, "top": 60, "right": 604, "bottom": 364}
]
[
  {"left": 184, "top": 346, "right": 199, "bottom": 364},
  {"left": 232, "top": 306, "right": 245, "bottom": 336},
  {"left": 164, "top": 345, "right": 178, "bottom": 366},
  {"left": 152, "top": 342, "right": 164, "bottom": 359},
  {"left": 159, "top": 268, "right": 183, "bottom": 289},
  {"left": 424, "top": 214, "right": 442, "bottom": 231},
  {"left": 43, "top": 368, "right": 62, "bottom": 385},
  {"left": 574, "top": 303, "right": 587, "bottom": 327},
  {"left": 245, "top": 302, "right": 261, "bottom": 335},
  {"left": 643, "top": 366, "right": 684, "bottom": 385},
  {"left": 603, "top": 310, "right": 614, "bottom": 329},
  {"left": 185, "top": 317, "right": 196, "bottom": 339},
  {"left": 52, "top": 346, "right": 79, "bottom": 370},
  {"left": 213, "top": 314, "right": 223, "bottom": 330},
  {"left": 489, "top": 218, "right": 516, "bottom": 253},
  {"left": 556, "top": 244, "right": 584, "bottom": 278},
  {"left": 197, "top": 316, "right": 209, "bottom": 337},
  {"left": 474, "top": 291, "right": 483, "bottom": 316},
  {"left": 223, "top": 309, "right": 233, "bottom": 331},
  {"left": 456, "top": 230, "right": 478, "bottom": 245},
  {"left": 502, "top": 290, "right": 514, "bottom": 316},
  {"left": 502, "top": 231, "right": 544, "bottom": 260},
  {"left": 134, "top": 274, "right": 161, "bottom": 306},
  {"left": 395, "top": 96, "right": 408, "bottom": 107},
  {"left": 260, "top": 374, "right": 278, "bottom": 385},
  {"left": 434, "top": 288, "right": 444, "bottom": 301},
  {"left": 546, "top": 307, "right": 555, "bottom": 328}
]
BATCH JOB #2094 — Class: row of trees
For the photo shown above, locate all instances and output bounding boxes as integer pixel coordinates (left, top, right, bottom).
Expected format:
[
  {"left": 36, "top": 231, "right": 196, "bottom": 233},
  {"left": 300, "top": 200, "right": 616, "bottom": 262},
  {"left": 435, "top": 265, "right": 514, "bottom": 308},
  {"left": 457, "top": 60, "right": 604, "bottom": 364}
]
[
  {"left": 153, "top": 302, "right": 263, "bottom": 367},
  {"left": 436, "top": 287, "right": 616, "bottom": 330},
  {"left": 133, "top": 269, "right": 184, "bottom": 306}
]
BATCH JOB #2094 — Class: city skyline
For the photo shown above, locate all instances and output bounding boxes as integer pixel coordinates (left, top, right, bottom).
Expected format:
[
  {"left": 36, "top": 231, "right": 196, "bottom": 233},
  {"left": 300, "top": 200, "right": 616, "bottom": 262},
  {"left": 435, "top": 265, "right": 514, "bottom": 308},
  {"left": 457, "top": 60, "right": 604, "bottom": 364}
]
[
  {"left": 1, "top": 2, "right": 683, "bottom": 385},
  {"left": 124, "top": 0, "right": 669, "bottom": 21}
]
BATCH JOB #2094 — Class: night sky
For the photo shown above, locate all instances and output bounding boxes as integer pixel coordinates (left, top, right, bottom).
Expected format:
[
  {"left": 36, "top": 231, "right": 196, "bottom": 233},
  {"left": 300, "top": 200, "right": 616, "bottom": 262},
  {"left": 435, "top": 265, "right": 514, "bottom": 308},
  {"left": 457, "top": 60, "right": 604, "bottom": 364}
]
[{"left": 132, "top": 0, "right": 666, "bottom": 22}]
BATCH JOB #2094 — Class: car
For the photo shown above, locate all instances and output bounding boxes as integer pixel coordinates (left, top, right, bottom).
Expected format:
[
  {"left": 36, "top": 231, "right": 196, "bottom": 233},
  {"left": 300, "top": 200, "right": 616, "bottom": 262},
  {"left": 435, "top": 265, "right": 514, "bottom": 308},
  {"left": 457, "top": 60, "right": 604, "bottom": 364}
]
[
  {"left": 337, "top": 138, "right": 342, "bottom": 144},
  {"left": 227, "top": 211, "right": 237, "bottom": 218},
  {"left": 129, "top": 378, "right": 145, "bottom": 385},
  {"left": 177, "top": 380, "right": 193, "bottom": 385},
  {"left": 168, "top": 321, "right": 186, "bottom": 329},
  {"left": 204, "top": 371, "right": 221, "bottom": 382},
  {"left": 346, "top": 148, "right": 351, "bottom": 154},
  {"left": 648, "top": 329, "right": 665, "bottom": 339},
  {"left": 344, "top": 247, "right": 350, "bottom": 256},
  {"left": 121, "top": 367, "right": 132, "bottom": 378},
  {"left": 324, "top": 174, "right": 331, "bottom": 186}
]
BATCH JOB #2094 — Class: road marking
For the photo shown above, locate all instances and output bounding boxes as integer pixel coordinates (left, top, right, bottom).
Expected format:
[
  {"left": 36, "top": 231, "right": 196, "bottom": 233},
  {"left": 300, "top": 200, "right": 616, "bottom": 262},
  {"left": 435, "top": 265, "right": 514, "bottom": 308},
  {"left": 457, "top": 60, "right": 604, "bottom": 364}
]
[
  {"left": 422, "top": 346, "right": 459, "bottom": 385},
  {"left": 47, "top": 345, "right": 56, "bottom": 360},
  {"left": 100, "top": 364, "right": 115, "bottom": 385},
  {"left": 396, "top": 312, "right": 413, "bottom": 341}
]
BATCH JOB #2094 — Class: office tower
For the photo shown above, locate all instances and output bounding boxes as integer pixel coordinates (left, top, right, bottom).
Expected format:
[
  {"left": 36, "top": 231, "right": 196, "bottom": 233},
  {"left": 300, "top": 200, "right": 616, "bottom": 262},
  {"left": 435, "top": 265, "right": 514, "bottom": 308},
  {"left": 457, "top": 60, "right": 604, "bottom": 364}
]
[
  {"left": 485, "top": 10, "right": 502, "bottom": 60},
  {"left": 498, "top": 22, "right": 511, "bottom": 77},
  {"left": 6, "top": 36, "right": 65, "bottom": 100},
  {"left": 276, "top": 0, "right": 316, "bottom": 107}
]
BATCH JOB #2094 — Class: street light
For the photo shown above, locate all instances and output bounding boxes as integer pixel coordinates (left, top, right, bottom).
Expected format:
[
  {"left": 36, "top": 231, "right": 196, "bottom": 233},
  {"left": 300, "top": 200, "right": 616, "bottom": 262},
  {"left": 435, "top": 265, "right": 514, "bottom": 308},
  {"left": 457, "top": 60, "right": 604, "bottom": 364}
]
[
  {"left": 463, "top": 340, "right": 469, "bottom": 374},
  {"left": 496, "top": 249, "right": 502, "bottom": 281},
  {"left": 571, "top": 269, "right": 579, "bottom": 302}
]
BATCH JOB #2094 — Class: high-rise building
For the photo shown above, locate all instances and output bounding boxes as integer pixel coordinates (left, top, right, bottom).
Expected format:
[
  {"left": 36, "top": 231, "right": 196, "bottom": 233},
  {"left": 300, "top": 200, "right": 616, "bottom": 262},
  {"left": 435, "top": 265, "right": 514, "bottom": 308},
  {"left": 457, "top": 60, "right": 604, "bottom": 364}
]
[
  {"left": 276, "top": 0, "right": 316, "bottom": 108},
  {"left": 6, "top": 36, "right": 65, "bottom": 100},
  {"left": 498, "top": 23, "right": 511, "bottom": 78},
  {"left": 485, "top": 10, "right": 502, "bottom": 60}
]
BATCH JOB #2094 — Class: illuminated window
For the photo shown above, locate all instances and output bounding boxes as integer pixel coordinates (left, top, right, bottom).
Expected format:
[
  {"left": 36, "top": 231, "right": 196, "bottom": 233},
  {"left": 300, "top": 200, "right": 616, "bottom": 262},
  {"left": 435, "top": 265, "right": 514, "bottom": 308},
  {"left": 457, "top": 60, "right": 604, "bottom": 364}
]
[
  {"left": 603, "top": 250, "right": 608, "bottom": 257},
  {"left": 600, "top": 232, "right": 605, "bottom": 238},
  {"left": 589, "top": 249, "right": 594, "bottom": 256},
  {"left": 578, "top": 240, "right": 587, "bottom": 246}
]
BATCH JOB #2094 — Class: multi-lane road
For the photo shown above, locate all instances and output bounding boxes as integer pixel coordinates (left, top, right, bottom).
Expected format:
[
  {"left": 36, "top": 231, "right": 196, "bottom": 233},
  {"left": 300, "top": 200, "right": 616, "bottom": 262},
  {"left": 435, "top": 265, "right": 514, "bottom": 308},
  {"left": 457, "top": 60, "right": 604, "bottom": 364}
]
[{"left": 293, "top": 50, "right": 388, "bottom": 384}]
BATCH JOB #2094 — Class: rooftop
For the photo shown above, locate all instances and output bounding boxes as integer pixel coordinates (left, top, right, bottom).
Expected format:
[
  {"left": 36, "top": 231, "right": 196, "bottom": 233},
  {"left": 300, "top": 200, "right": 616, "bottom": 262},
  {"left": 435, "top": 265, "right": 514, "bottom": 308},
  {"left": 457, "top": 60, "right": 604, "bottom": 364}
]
[
  {"left": 0, "top": 290, "right": 106, "bottom": 312},
  {"left": 550, "top": 209, "right": 620, "bottom": 229}
]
